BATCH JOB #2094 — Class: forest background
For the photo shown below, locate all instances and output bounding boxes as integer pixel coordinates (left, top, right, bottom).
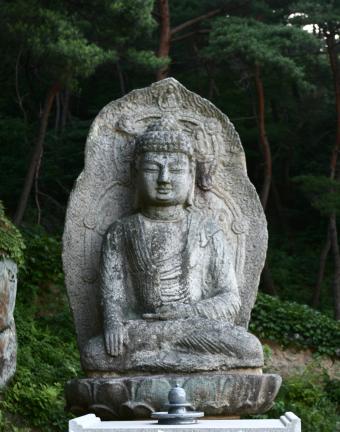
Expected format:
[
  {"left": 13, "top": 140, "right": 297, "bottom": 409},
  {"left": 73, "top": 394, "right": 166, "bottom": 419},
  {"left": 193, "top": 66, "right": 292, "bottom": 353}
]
[{"left": 0, "top": 0, "right": 340, "bottom": 431}]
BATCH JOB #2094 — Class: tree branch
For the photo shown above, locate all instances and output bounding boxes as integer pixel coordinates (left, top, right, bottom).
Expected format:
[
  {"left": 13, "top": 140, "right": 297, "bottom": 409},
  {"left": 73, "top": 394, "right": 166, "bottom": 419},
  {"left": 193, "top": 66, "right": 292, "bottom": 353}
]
[
  {"left": 38, "top": 191, "right": 66, "bottom": 212},
  {"left": 171, "top": 8, "right": 221, "bottom": 36},
  {"left": 15, "top": 48, "right": 28, "bottom": 124},
  {"left": 172, "top": 29, "right": 210, "bottom": 43}
]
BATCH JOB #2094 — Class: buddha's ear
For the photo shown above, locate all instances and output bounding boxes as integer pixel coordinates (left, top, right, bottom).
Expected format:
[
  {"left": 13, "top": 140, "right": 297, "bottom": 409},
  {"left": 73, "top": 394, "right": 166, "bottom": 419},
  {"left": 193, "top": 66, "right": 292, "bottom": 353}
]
[
  {"left": 130, "top": 159, "right": 140, "bottom": 210},
  {"left": 187, "top": 160, "right": 196, "bottom": 206},
  {"left": 196, "top": 158, "right": 216, "bottom": 191}
]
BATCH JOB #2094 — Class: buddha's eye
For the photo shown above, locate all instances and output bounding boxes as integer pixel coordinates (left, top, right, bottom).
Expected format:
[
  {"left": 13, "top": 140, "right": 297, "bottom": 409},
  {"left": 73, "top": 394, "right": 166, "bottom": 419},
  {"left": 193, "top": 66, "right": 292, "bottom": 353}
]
[
  {"left": 142, "top": 164, "right": 159, "bottom": 173},
  {"left": 169, "top": 164, "right": 186, "bottom": 173},
  {"left": 144, "top": 168, "right": 159, "bottom": 173}
]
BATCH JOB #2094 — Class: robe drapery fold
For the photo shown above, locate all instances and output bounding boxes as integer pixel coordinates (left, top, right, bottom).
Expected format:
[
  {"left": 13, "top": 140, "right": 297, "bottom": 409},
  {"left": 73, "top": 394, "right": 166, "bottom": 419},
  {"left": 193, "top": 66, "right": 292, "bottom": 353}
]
[{"left": 100, "top": 209, "right": 241, "bottom": 325}]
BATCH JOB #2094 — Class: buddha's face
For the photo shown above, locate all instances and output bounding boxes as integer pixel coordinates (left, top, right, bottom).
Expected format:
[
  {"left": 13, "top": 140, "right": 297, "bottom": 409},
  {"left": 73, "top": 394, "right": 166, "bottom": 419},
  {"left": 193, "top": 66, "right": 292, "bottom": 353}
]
[{"left": 137, "top": 151, "right": 192, "bottom": 207}]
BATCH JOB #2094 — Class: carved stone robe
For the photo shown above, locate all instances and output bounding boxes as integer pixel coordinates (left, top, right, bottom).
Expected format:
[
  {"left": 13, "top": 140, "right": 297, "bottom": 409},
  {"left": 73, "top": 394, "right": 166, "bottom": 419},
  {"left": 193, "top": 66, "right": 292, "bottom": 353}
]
[
  {"left": 82, "top": 209, "right": 263, "bottom": 373},
  {"left": 102, "top": 209, "right": 241, "bottom": 324}
]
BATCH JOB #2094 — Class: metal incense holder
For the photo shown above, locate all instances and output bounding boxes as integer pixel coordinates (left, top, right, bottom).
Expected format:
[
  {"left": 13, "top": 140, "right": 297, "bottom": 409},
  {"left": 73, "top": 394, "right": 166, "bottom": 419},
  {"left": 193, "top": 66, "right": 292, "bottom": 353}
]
[{"left": 151, "top": 384, "right": 204, "bottom": 425}]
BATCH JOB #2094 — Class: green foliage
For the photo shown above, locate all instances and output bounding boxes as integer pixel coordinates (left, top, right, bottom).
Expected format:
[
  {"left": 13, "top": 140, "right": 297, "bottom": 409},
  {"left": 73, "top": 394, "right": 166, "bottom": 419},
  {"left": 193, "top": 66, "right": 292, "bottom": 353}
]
[
  {"left": 258, "top": 366, "right": 339, "bottom": 432},
  {"left": 205, "top": 16, "right": 320, "bottom": 87},
  {"left": 66, "top": 0, "right": 157, "bottom": 71},
  {"left": 0, "top": 229, "right": 80, "bottom": 432},
  {"left": 251, "top": 293, "right": 340, "bottom": 356},
  {"left": 265, "top": 230, "right": 331, "bottom": 309},
  {"left": 126, "top": 49, "right": 170, "bottom": 71},
  {"left": 108, "top": 0, "right": 156, "bottom": 34},
  {"left": 290, "top": 1, "right": 340, "bottom": 36},
  {"left": 2, "top": 2, "right": 115, "bottom": 88},
  {"left": 325, "top": 377, "right": 340, "bottom": 411},
  {"left": 0, "top": 201, "right": 25, "bottom": 268},
  {"left": 294, "top": 175, "right": 340, "bottom": 215},
  {"left": 0, "top": 304, "right": 80, "bottom": 431},
  {"left": 19, "top": 228, "right": 63, "bottom": 305}
]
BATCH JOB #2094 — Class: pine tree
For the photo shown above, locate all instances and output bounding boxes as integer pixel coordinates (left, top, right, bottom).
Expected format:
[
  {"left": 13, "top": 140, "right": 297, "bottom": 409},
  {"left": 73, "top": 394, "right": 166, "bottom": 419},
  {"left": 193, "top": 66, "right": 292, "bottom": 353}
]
[{"left": 290, "top": 1, "right": 340, "bottom": 319}]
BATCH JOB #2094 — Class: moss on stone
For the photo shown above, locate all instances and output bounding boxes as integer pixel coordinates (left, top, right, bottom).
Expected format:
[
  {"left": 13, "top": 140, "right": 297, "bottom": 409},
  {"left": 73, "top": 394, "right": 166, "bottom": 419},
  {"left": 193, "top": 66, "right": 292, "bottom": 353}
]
[{"left": 0, "top": 202, "right": 25, "bottom": 268}]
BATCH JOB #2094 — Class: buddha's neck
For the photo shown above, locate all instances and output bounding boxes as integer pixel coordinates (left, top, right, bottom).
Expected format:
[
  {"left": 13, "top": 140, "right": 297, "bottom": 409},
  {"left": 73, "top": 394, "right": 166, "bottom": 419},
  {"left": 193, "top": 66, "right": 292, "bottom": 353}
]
[{"left": 141, "top": 205, "right": 187, "bottom": 221}]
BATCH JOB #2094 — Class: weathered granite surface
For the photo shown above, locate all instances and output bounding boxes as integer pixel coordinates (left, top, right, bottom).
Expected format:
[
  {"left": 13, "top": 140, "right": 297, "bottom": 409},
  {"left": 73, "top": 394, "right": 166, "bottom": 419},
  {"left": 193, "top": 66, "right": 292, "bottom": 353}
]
[
  {"left": 69, "top": 412, "right": 301, "bottom": 432},
  {"left": 63, "top": 78, "right": 268, "bottom": 355},
  {"left": 0, "top": 259, "right": 17, "bottom": 388},
  {"left": 63, "top": 78, "right": 278, "bottom": 418},
  {"left": 65, "top": 373, "right": 282, "bottom": 420},
  {"left": 83, "top": 318, "right": 263, "bottom": 373}
]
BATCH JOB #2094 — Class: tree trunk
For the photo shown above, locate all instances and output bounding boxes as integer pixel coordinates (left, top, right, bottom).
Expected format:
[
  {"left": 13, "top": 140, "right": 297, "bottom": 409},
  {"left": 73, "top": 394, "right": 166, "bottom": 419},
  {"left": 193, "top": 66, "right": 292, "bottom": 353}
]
[
  {"left": 327, "top": 34, "right": 340, "bottom": 181},
  {"left": 254, "top": 63, "right": 272, "bottom": 210},
  {"left": 61, "top": 89, "right": 70, "bottom": 131},
  {"left": 326, "top": 33, "right": 340, "bottom": 319},
  {"left": 13, "top": 81, "right": 61, "bottom": 225},
  {"left": 170, "top": 8, "right": 220, "bottom": 35},
  {"left": 156, "top": 0, "right": 171, "bottom": 81},
  {"left": 54, "top": 92, "right": 60, "bottom": 132},
  {"left": 253, "top": 64, "right": 277, "bottom": 294},
  {"left": 116, "top": 61, "right": 126, "bottom": 96},
  {"left": 155, "top": 3, "right": 221, "bottom": 81},
  {"left": 313, "top": 227, "right": 331, "bottom": 308}
]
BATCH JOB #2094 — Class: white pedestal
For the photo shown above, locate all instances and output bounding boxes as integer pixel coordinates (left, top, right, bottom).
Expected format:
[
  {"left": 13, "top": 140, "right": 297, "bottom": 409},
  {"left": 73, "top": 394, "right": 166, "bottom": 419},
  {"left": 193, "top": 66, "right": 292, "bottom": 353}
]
[{"left": 69, "top": 412, "right": 301, "bottom": 432}]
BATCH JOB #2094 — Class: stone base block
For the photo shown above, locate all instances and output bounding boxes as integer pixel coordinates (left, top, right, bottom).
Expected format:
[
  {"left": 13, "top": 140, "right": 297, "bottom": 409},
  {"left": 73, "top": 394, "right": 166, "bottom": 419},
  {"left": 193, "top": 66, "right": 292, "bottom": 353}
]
[
  {"left": 69, "top": 412, "right": 301, "bottom": 432},
  {"left": 65, "top": 373, "right": 281, "bottom": 420}
]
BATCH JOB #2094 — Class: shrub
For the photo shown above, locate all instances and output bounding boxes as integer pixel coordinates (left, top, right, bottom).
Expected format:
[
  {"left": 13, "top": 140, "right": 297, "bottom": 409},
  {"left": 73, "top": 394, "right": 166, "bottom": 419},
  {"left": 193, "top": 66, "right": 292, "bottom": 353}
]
[
  {"left": 0, "top": 304, "right": 80, "bottom": 431},
  {"left": 0, "top": 201, "right": 25, "bottom": 267},
  {"left": 262, "top": 365, "right": 340, "bottom": 432},
  {"left": 19, "top": 227, "right": 64, "bottom": 307},
  {"left": 250, "top": 293, "right": 340, "bottom": 357},
  {"left": 0, "top": 229, "right": 80, "bottom": 431}
]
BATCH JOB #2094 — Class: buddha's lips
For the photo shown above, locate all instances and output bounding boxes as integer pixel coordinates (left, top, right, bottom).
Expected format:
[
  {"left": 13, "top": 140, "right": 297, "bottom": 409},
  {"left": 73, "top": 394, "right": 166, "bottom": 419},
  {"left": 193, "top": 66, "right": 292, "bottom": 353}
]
[{"left": 157, "top": 187, "right": 172, "bottom": 193}]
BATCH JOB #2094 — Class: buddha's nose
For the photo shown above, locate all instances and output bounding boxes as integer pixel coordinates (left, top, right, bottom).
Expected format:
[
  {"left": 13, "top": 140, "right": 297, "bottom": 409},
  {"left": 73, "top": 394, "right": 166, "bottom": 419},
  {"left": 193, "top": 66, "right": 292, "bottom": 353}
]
[{"left": 158, "top": 166, "right": 170, "bottom": 184}]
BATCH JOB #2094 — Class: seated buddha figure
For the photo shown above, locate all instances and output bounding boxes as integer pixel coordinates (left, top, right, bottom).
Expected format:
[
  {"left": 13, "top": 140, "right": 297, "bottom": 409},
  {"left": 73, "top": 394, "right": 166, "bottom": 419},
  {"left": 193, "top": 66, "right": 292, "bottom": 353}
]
[{"left": 83, "top": 117, "right": 263, "bottom": 373}]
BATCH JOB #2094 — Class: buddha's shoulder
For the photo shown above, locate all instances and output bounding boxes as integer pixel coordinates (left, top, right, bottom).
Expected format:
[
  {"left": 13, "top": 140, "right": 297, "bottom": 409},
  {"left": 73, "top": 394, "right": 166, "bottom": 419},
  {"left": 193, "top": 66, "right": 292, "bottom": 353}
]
[{"left": 105, "top": 213, "right": 140, "bottom": 238}]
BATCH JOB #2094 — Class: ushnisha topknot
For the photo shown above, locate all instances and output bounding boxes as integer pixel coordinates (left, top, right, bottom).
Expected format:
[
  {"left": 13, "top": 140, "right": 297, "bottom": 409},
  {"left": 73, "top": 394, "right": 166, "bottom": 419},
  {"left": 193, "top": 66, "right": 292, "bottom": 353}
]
[{"left": 135, "top": 116, "right": 194, "bottom": 157}]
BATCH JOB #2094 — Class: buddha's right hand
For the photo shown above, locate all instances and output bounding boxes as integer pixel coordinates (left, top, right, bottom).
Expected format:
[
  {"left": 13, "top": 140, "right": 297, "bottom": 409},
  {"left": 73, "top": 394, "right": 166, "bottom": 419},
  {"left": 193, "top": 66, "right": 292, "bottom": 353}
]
[{"left": 104, "top": 322, "right": 125, "bottom": 356}]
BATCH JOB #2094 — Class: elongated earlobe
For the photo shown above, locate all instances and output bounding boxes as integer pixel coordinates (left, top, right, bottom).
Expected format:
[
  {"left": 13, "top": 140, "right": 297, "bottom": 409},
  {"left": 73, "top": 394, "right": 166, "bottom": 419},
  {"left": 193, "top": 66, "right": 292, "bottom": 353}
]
[{"left": 186, "top": 161, "right": 196, "bottom": 206}]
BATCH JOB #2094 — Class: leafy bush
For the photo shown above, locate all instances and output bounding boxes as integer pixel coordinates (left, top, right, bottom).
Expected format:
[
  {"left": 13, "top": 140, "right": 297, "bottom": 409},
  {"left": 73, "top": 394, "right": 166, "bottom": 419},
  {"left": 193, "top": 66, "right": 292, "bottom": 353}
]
[
  {"left": 0, "top": 304, "right": 80, "bottom": 431},
  {"left": 250, "top": 293, "right": 340, "bottom": 357},
  {"left": 0, "top": 229, "right": 80, "bottom": 432},
  {"left": 251, "top": 293, "right": 340, "bottom": 431},
  {"left": 324, "top": 377, "right": 340, "bottom": 412},
  {"left": 260, "top": 365, "right": 339, "bottom": 432},
  {"left": 0, "top": 201, "right": 25, "bottom": 267},
  {"left": 19, "top": 227, "right": 64, "bottom": 310}
]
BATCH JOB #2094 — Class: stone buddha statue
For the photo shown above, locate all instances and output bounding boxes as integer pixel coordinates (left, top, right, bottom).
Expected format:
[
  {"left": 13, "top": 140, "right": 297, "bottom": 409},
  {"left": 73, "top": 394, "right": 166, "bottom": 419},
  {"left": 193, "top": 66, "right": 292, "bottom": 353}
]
[
  {"left": 63, "top": 78, "right": 281, "bottom": 419},
  {"left": 82, "top": 117, "right": 263, "bottom": 373}
]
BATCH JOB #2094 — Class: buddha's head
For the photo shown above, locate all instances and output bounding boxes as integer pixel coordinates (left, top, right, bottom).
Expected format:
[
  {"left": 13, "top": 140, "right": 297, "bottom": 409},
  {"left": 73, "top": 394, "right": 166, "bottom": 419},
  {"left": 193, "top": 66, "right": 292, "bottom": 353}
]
[{"left": 134, "top": 117, "right": 195, "bottom": 209}]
